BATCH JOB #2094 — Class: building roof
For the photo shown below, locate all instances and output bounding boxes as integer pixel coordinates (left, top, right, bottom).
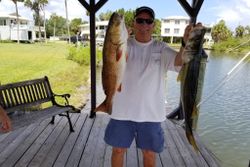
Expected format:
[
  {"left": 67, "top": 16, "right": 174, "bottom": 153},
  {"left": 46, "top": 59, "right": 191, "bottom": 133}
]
[
  {"left": 162, "top": 16, "right": 189, "bottom": 20},
  {"left": 0, "top": 13, "right": 30, "bottom": 21},
  {"left": 79, "top": 20, "right": 109, "bottom": 27}
]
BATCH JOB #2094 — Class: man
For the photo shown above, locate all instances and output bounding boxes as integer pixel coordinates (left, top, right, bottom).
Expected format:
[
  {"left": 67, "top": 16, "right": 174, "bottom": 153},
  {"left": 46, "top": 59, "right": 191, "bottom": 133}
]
[
  {"left": 0, "top": 105, "right": 12, "bottom": 133},
  {"left": 104, "top": 6, "right": 191, "bottom": 167}
]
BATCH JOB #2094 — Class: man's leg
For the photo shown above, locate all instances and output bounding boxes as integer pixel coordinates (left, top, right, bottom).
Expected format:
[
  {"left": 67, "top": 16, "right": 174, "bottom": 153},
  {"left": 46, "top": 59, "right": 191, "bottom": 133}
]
[
  {"left": 112, "top": 147, "right": 127, "bottom": 167},
  {"left": 136, "top": 122, "right": 164, "bottom": 167},
  {"left": 142, "top": 149, "right": 156, "bottom": 167},
  {"left": 104, "top": 119, "right": 135, "bottom": 167}
]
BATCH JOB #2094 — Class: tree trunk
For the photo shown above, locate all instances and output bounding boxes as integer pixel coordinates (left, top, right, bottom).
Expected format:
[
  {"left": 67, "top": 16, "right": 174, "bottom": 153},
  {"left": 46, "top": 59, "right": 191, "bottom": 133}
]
[
  {"left": 65, "top": 0, "right": 70, "bottom": 43},
  {"left": 15, "top": 2, "right": 20, "bottom": 44},
  {"left": 43, "top": 9, "right": 47, "bottom": 43}
]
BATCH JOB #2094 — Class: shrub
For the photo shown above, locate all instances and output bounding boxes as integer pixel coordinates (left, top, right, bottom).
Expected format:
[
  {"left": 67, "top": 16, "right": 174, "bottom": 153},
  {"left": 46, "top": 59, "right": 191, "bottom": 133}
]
[{"left": 67, "top": 45, "right": 102, "bottom": 66}]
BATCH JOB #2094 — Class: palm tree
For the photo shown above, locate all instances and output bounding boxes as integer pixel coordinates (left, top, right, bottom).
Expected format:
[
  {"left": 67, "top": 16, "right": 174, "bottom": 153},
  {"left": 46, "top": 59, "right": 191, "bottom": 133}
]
[
  {"left": 24, "top": 0, "right": 48, "bottom": 42},
  {"left": 11, "top": 0, "right": 24, "bottom": 44}
]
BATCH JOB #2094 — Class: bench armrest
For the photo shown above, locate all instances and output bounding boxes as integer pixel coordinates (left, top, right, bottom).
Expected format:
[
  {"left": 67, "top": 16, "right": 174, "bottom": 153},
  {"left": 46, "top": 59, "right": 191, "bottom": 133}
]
[
  {"left": 53, "top": 94, "right": 81, "bottom": 113},
  {"left": 53, "top": 93, "right": 71, "bottom": 105}
]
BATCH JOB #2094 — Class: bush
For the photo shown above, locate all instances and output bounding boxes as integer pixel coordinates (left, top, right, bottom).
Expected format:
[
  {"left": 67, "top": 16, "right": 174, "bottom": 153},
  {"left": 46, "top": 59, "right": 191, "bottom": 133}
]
[
  {"left": 67, "top": 45, "right": 102, "bottom": 66},
  {"left": 0, "top": 40, "right": 13, "bottom": 43},
  {"left": 211, "top": 36, "right": 250, "bottom": 53}
]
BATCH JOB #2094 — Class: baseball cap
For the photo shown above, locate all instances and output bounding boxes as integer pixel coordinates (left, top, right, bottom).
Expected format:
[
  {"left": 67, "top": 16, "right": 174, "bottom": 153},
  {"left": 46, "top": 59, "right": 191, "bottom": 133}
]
[{"left": 134, "top": 6, "right": 155, "bottom": 20}]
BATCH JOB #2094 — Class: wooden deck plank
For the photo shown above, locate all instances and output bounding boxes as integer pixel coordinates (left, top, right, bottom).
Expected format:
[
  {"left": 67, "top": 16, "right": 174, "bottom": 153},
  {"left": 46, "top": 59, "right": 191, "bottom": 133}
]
[
  {"left": 65, "top": 114, "right": 94, "bottom": 167},
  {"left": 162, "top": 120, "right": 186, "bottom": 167},
  {"left": 166, "top": 119, "right": 198, "bottom": 167},
  {"left": 103, "top": 145, "right": 112, "bottom": 167},
  {"left": 90, "top": 115, "right": 109, "bottom": 167},
  {"left": 0, "top": 131, "right": 10, "bottom": 143},
  {"left": 174, "top": 123, "right": 210, "bottom": 167},
  {"left": 0, "top": 124, "right": 37, "bottom": 166},
  {"left": 0, "top": 126, "right": 26, "bottom": 151},
  {"left": 159, "top": 122, "right": 176, "bottom": 167},
  {"left": 0, "top": 111, "right": 220, "bottom": 167},
  {"left": 39, "top": 114, "right": 79, "bottom": 167},
  {"left": 53, "top": 113, "right": 88, "bottom": 167},
  {"left": 78, "top": 114, "right": 105, "bottom": 167},
  {"left": 27, "top": 116, "right": 69, "bottom": 167},
  {"left": 14, "top": 116, "right": 63, "bottom": 167},
  {"left": 0, "top": 119, "right": 51, "bottom": 167}
]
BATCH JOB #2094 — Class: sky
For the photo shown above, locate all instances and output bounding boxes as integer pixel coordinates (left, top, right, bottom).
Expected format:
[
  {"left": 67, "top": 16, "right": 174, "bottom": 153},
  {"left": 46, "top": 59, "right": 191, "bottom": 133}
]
[{"left": 0, "top": 0, "right": 250, "bottom": 30}]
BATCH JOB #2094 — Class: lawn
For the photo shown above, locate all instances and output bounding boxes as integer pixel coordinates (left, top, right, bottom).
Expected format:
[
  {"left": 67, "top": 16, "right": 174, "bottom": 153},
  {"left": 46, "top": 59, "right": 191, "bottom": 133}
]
[{"left": 0, "top": 41, "right": 90, "bottom": 108}]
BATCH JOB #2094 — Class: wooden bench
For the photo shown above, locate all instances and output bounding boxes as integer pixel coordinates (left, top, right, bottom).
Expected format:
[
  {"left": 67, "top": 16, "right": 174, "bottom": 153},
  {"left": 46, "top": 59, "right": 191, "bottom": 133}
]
[{"left": 0, "top": 76, "right": 79, "bottom": 132}]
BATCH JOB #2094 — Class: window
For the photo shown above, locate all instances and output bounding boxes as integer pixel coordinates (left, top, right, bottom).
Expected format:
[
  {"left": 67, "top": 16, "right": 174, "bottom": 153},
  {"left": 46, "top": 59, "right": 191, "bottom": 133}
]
[
  {"left": 174, "top": 28, "right": 180, "bottom": 34},
  {"left": 175, "top": 20, "right": 180, "bottom": 24},
  {"left": 164, "top": 28, "right": 170, "bottom": 34},
  {"left": 0, "top": 19, "right": 6, "bottom": 26},
  {"left": 164, "top": 20, "right": 170, "bottom": 23},
  {"left": 100, "top": 25, "right": 105, "bottom": 30}
]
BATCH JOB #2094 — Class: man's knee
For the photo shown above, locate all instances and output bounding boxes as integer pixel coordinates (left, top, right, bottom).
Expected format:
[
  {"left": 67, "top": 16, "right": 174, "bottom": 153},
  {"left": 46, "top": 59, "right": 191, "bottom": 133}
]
[
  {"left": 112, "top": 147, "right": 127, "bottom": 155},
  {"left": 142, "top": 150, "right": 156, "bottom": 159}
]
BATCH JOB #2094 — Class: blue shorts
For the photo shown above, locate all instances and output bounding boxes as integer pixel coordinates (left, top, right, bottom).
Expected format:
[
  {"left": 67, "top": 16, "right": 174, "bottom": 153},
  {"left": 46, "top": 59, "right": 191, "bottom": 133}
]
[{"left": 104, "top": 119, "right": 164, "bottom": 153}]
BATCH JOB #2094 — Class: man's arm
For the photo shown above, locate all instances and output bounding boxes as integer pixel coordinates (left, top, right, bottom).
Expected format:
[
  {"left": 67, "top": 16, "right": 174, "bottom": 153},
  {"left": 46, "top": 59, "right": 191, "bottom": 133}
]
[
  {"left": 0, "top": 106, "right": 12, "bottom": 132},
  {"left": 174, "top": 24, "right": 193, "bottom": 66}
]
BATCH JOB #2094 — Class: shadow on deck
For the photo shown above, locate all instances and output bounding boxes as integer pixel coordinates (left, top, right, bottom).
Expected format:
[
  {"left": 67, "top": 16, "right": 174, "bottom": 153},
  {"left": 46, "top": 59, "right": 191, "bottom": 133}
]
[{"left": 0, "top": 102, "right": 220, "bottom": 167}]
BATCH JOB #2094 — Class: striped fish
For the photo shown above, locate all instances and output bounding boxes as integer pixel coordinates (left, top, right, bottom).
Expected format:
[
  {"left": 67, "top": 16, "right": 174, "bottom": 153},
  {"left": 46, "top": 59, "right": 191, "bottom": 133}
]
[{"left": 178, "top": 24, "right": 207, "bottom": 151}]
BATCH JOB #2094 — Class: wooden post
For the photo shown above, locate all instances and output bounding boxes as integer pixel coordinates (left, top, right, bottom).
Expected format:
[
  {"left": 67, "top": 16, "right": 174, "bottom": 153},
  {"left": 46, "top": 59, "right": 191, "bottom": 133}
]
[{"left": 78, "top": 0, "right": 108, "bottom": 118}]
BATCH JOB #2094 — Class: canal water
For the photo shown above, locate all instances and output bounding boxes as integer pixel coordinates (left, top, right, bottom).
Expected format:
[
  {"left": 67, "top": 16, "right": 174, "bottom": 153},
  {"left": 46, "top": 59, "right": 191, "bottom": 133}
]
[{"left": 165, "top": 50, "right": 250, "bottom": 167}]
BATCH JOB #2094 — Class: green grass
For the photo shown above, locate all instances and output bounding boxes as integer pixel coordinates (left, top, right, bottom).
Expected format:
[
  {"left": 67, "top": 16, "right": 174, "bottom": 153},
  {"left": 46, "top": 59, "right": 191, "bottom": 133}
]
[{"left": 0, "top": 42, "right": 90, "bottom": 107}]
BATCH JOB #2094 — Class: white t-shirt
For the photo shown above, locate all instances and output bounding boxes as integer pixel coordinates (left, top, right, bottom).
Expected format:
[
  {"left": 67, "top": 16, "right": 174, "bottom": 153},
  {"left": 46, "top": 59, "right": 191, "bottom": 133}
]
[{"left": 110, "top": 38, "right": 179, "bottom": 122}]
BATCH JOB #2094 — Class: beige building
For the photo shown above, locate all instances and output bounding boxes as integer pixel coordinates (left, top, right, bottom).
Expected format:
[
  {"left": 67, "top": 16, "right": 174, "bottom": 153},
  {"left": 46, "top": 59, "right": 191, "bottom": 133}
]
[
  {"left": 161, "top": 16, "right": 213, "bottom": 47},
  {"left": 79, "top": 20, "right": 108, "bottom": 45}
]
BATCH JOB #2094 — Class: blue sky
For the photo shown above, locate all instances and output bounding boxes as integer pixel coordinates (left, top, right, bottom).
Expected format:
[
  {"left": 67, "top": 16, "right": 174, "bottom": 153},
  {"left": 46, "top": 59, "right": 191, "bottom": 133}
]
[{"left": 0, "top": 0, "right": 250, "bottom": 30}]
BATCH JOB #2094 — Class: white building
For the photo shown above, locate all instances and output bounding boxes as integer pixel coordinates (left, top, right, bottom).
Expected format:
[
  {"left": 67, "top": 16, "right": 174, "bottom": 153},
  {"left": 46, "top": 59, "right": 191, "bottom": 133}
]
[
  {"left": 161, "top": 16, "right": 189, "bottom": 43},
  {"left": 161, "top": 16, "right": 214, "bottom": 47},
  {"left": 79, "top": 20, "right": 108, "bottom": 45},
  {"left": 0, "top": 13, "right": 43, "bottom": 42}
]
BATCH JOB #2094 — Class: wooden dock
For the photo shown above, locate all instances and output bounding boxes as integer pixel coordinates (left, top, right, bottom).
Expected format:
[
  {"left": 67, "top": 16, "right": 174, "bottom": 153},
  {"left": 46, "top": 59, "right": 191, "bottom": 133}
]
[{"left": 0, "top": 103, "right": 220, "bottom": 167}]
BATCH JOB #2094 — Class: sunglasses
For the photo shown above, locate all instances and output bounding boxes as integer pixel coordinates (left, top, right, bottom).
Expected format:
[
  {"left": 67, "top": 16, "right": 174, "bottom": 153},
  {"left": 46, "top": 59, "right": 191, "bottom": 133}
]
[{"left": 135, "top": 18, "right": 154, "bottom": 25}]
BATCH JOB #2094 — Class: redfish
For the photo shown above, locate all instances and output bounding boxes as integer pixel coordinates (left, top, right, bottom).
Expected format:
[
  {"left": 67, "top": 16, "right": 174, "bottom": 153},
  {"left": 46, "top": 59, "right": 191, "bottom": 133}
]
[{"left": 95, "top": 12, "right": 128, "bottom": 114}]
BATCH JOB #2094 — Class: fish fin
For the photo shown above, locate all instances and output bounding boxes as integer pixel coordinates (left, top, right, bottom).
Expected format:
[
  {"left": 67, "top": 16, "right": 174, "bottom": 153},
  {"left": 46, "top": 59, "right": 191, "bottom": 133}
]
[
  {"left": 94, "top": 99, "right": 113, "bottom": 115},
  {"left": 177, "top": 67, "right": 183, "bottom": 82},
  {"left": 186, "top": 131, "right": 199, "bottom": 152},
  {"left": 191, "top": 107, "right": 199, "bottom": 130},
  {"left": 116, "top": 48, "right": 123, "bottom": 61},
  {"left": 117, "top": 84, "right": 122, "bottom": 92},
  {"left": 177, "top": 64, "right": 188, "bottom": 82},
  {"left": 94, "top": 101, "right": 108, "bottom": 113}
]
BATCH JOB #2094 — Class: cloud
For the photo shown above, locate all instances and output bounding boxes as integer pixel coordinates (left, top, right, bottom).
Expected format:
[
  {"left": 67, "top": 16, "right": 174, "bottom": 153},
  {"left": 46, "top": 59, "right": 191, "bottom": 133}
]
[
  {"left": 213, "top": 0, "right": 250, "bottom": 29},
  {"left": 0, "top": 0, "right": 88, "bottom": 21}
]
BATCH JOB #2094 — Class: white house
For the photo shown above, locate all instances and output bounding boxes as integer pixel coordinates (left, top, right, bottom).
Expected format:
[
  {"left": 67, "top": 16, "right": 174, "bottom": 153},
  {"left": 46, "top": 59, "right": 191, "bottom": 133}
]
[
  {"left": 161, "top": 16, "right": 189, "bottom": 43},
  {"left": 0, "top": 13, "right": 43, "bottom": 42},
  {"left": 79, "top": 20, "right": 108, "bottom": 45},
  {"left": 161, "top": 16, "right": 214, "bottom": 47}
]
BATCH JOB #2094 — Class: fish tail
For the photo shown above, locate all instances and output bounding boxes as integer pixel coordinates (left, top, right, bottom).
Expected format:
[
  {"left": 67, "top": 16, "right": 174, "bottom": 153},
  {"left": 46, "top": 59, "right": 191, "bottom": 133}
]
[
  {"left": 94, "top": 99, "right": 113, "bottom": 115},
  {"left": 186, "top": 131, "right": 199, "bottom": 152}
]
